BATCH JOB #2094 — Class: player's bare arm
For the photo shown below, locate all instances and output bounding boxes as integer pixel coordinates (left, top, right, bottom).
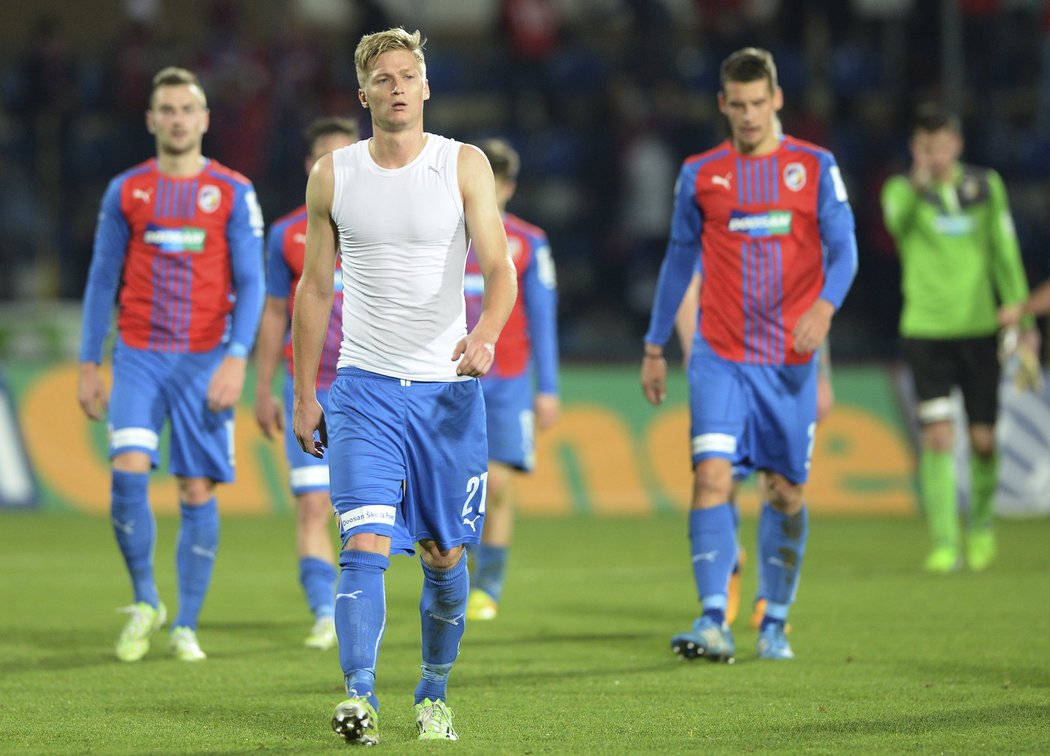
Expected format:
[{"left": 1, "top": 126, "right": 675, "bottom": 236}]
[
  {"left": 793, "top": 298, "right": 835, "bottom": 355},
  {"left": 456, "top": 144, "right": 517, "bottom": 377},
  {"left": 77, "top": 362, "right": 109, "bottom": 421},
  {"left": 254, "top": 295, "right": 290, "bottom": 439},
  {"left": 291, "top": 152, "right": 338, "bottom": 457}
]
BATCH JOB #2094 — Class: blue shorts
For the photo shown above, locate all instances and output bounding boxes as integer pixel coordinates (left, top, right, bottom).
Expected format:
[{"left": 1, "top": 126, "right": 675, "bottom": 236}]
[
  {"left": 108, "top": 338, "right": 234, "bottom": 482},
  {"left": 282, "top": 376, "right": 331, "bottom": 495},
  {"left": 479, "top": 372, "right": 534, "bottom": 471},
  {"left": 687, "top": 337, "right": 817, "bottom": 484},
  {"left": 327, "top": 367, "right": 488, "bottom": 554}
]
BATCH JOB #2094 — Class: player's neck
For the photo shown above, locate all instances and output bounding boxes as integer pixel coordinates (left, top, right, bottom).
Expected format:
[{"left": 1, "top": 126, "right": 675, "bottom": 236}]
[
  {"left": 156, "top": 151, "right": 206, "bottom": 177},
  {"left": 732, "top": 134, "right": 780, "bottom": 157},
  {"left": 367, "top": 129, "right": 427, "bottom": 169}
]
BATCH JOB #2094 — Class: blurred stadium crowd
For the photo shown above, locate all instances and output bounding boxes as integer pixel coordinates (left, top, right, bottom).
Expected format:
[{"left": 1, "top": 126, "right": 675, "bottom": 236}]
[{"left": 1, "top": 0, "right": 1048, "bottom": 360}]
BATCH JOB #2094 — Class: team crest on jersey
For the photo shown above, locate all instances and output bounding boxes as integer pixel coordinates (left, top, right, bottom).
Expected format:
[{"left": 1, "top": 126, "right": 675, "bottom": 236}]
[
  {"left": 783, "top": 163, "right": 806, "bottom": 192},
  {"left": 198, "top": 184, "right": 222, "bottom": 213}
]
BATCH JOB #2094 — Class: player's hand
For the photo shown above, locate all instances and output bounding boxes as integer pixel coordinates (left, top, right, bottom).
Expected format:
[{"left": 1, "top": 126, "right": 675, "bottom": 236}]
[
  {"left": 641, "top": 353, "right": 667, "bottom": 406},
  {"left": 254, "top": 391, "right": 284, "bottom": 440},
  {"left": 909, "top": 151, "right": 932, "bottom": 191},
  {"left": 292, "top": 395, "right": 327, "bottom": 458},
  {"left": 534, "top": 393, "right": 560, "bottom": 431},
  {"left": 452, "top": 333, "right": 496, "bottom": 377},
  {"left": 77, "top": 362, "right": 108, "bottom": 421},
  {"left": 207, "top": 355, "right": 247, "bottom": 412},
  {"left": 997, "top": 303, "right": 1024, "bottom": 329},
  {"left": 793, "top": 300, "right": 834, "bottom": 355}
]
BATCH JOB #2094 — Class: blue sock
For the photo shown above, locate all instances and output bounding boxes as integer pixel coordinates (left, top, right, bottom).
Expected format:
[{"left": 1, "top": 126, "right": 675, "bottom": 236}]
[
  {"left": 337, "top": 550, "right": 389, "bottom": 713},
  {"left": 688, "top": 504, "right": 737, "bottom": 625},
  {"left": 415, "top": 556, "right": 469, "bottom": 704},
  {"left": 756, "top": 502, "right": 808, "bottom": 630},
  {"left": 173, "top": 498, "right": 219, "bottom": 630},
  {"left": 299, "top": 556, "right": 337, "bottom": 619},
  {"left": 472, "top": 544, "right": 508, "bottom": 602},
  {"left": 111, "top": 470, "right": 158, "bottom": 608}
]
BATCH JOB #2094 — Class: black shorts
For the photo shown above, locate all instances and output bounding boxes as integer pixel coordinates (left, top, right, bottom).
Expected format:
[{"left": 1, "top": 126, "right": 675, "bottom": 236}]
[{"left": 901, "top": 336, "right": 1000, "bottom": 425}]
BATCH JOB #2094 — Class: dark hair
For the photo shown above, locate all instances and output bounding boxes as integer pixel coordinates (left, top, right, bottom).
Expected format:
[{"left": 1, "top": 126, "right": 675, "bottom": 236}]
[
  {"left": 477, "top": 138, "right": 520, "bottom": 182},
  {"left": 720, "top": 47, "right": 778, "bottom": 91},
  {"left": 304, "top": 117, "right": 360, "bottom": 154},
  {"left": 912, "top": 102, "right": 961, "bottom": 134}
]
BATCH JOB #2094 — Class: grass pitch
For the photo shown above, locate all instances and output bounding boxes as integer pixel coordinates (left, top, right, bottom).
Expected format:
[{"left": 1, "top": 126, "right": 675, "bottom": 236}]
[{"left": 1, "top": 512, "right": 1048, "bottom": 753}]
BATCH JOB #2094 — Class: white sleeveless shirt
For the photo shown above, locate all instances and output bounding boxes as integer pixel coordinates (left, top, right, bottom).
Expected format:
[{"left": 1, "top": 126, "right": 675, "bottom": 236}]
[{"left": 331, "top": 134, "right": 470, "bottom": 381}]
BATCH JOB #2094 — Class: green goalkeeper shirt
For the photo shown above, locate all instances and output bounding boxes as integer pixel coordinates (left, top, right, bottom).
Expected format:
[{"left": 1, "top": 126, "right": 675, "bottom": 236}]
[{"left": 881, "top": 163, "right": 1029, "bottom": 339}]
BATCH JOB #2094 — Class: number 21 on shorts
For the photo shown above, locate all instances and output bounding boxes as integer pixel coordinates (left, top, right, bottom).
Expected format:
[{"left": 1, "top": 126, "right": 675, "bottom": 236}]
[{"left": 461, "top": 472, "right": 489, "bottom": 532}]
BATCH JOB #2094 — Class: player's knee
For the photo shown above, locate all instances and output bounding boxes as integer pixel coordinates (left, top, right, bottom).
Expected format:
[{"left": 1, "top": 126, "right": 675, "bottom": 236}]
[
  {"left": 419, "top": 540, "right": 463, "bottom": 570},
  {"left": 766, "top": 474, "right": 804, "bottom": 514},
  {"left": 692, "top": 459, "right": 733, "bottom": 505},
  {"left": 969, "top": 424, "right": 996, "bottom": 458},
  {"left": 177, "top": 476, "right": 216, "bottom": 504},
  {"left": 921, "top": 420, "right": 954, "bottom": 453},
  {"left": 112, "top": 451, "right": 151, "bottom": 474}
]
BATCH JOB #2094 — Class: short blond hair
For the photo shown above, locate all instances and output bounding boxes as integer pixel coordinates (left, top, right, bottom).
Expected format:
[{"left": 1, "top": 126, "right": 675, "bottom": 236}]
[
  {"left": 150, "top": 66, "right": 207, "bottom": 108},
  {"left": 354, "top": 27, "right": 427, "bottom": 88}
]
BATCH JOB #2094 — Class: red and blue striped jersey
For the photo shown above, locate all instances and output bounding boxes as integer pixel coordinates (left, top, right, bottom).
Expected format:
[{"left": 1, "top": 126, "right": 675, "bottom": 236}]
[
  {"left": 80, "top": 158, "right": 264, "bottom": 361},
  {"left": 265, "top": 205, "right": 343, "bottom": 390},
  {"left": 645, "top": 135, "right": 857, "bottom": 365},
  {"left": 465, "top": 212, "right": 559, "bottom": 394}
]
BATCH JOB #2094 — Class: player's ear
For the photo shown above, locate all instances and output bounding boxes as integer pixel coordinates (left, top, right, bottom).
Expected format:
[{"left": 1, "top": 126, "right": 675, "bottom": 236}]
[
  {"left": 773, "top": 86, "right": 784, "bottom": 112},
  {"left": 358, "top": 89, "right": 368, "bottom": 109},
  {"left": 145, "top": 109, "right": 155, "bottom": 134},
  {"left": 423, "top": 79, "right": 430, "bottom": 102}
]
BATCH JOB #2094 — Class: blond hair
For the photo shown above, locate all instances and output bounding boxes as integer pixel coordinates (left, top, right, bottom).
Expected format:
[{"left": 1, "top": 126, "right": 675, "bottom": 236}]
[
  {"left": 354, "top": 27, "right": 427, "bottom": 88},
  {"left": 150, "top": 66, "right": 207, "bottom": 108}
]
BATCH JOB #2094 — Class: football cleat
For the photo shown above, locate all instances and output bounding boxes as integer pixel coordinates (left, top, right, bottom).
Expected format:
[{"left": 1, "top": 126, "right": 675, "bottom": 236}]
[
  {"left": 756, "top": 623, "right": 795, "bottom": 660},
  {"left": 966, "top": 529, "right": 997, "bottom": 572},
  {"left": 415, "top": 697, "right": 458, "bottom": 741},
  {"left": 466, "top": 589, "right": 498, "bottom": 621},
  {"left": 671, "top": 616, "right": 735, "bottom": 663},
  {"left": 170, "top": 626, "right": 207, "bottom": 661},
  {"left": 924, "top": 546, "right": 962, "bottom": 574},
  {"left": 332, "top": 697, "right": 379, "bottom": 745},
  {"left": 749, "top": 599, "right": 792, "bottom": 633},
  {"left": 304, "top": 615, "right": 337, "bottom": 650},
  {"left": 115, "top": 601, "right": 167, "bottom": 662}
]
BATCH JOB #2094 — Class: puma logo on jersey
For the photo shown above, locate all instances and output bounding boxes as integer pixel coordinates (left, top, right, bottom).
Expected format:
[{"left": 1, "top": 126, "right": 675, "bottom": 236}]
[
  {"left": 711, "top": 173, "right": 732, "bottom": 189},
  {"left": 462, "top": 514, "right": 482, "bottom": 532},
  {"left": 133, "top": 188, "right": 153, "bottom": 203}
]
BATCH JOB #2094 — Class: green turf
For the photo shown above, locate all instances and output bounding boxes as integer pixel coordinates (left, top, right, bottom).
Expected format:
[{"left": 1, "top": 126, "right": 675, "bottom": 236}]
[{"left": 1, "top": 513, "right": 1048, "bottom": 753}]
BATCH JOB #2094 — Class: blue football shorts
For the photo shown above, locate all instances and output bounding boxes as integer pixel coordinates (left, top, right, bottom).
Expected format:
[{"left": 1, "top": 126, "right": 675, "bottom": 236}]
[
  {"left": 479, "top": 371, "right": 535, "bottom": 472},
  {"left": 687, "top": 336, "right": 818, "bottom": 484},
  {"left": 107, "top": 338, "right": 234, "bottom": 482},
  {"left": 326, "top": 367, "right": 488, "bottom": 554},
  {"left": 282, "top": 377, "right": 331, "bottom": 495}
]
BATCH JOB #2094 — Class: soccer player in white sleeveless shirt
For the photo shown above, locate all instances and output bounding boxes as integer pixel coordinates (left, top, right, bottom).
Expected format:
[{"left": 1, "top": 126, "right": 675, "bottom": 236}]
[{"left": 291, "top": 28, "right": 517, "bottom": 744}]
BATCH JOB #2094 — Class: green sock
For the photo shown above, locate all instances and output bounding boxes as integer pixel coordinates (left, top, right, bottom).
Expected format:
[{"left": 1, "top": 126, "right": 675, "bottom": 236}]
[
  {"left": 969, "top": 453, "right": 998, "bottom": 532},
  {"left": 920, "top": 449, "right": 959, "bottom": 550}
]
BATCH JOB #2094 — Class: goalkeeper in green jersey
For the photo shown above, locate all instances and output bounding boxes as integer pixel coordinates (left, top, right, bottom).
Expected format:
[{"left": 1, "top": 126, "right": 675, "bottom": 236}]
[{"left": 881, "top": 103, "right": 1035, "bottom": 573}]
